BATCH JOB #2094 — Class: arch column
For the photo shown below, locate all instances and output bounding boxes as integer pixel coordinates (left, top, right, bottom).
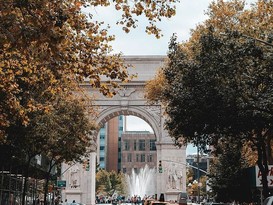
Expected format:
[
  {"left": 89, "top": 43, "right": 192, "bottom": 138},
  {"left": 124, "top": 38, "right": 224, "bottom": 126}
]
[
  {"left": 156, "top": 142, "right": 186, "bottom": 201},
  {"left": 156, "top": 117, "right": 187, "bottom": 201},
  {"left": 85, "top": 142, "right": 97, "bottom": 205},
  {"left": 88, "top": 151, "right": 96, "bottom": 205}
]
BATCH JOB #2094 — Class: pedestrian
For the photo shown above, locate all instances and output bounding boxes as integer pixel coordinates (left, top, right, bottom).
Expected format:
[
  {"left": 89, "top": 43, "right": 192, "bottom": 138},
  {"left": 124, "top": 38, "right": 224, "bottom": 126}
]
[
  {"left": 71, "top": 200, "right": 77, "bottom": 205},
  {"left": 133, "top": 196, "right": 137, "bottom": 205}
]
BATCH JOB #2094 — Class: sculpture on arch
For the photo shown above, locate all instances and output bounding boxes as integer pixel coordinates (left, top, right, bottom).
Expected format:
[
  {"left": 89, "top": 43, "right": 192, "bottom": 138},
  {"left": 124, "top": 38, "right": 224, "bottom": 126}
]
[
  {"left": 167, "top": 163, "right": 183, "bottom": 190},
  {"left": 69, "top": 165, "right": 80, "bottom": 188}
]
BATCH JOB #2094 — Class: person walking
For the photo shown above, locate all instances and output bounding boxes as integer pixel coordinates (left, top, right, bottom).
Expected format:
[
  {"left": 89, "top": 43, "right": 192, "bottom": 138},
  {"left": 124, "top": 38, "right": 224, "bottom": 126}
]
[
  {"left": 71, "top": 200, "right": 77, "bottom": 205},
  {"left": 64, "top": 199, "right": 69, "bottom": 205}
]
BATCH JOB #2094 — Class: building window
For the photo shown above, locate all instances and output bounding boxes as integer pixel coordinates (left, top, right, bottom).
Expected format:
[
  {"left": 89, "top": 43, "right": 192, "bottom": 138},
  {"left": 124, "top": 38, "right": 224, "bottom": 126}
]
[
  {"left": 127, "top": 153, "right": 132, "bottom": 162},
  {"left": 147, "top": 154, "right": 153, "bottom": 162},
  {"left": 141, "top": 154, "right": 145, "bottom": 162},
  {"left": 100, "top": 127, "right": 105, "bottom": 139},
  {"left": 100, "top": 146, "right": 104, "bottom": 150},
  {"left": 100, "top": 162, "right": 105, "bottom": 168},
  {"left": 124, "top": 140, "right": 130, "bottom": 151},
  {"left": 134, "top": 140, "right": 137, "bottom": 151},
  {"left": 139, "top": 140, "right": 146, "bottom": 151},
  {"left": 123, "top": 168, "right": 127, "bottom": 173},
  {"left": 100, "top": 157, "right": 104, "bottom": 161},
  {"left": 149, "top": 139, "right": 156, "bottom": 151},
  {"left": 136, "top": 154, "right": 140, "bottom": 162}
]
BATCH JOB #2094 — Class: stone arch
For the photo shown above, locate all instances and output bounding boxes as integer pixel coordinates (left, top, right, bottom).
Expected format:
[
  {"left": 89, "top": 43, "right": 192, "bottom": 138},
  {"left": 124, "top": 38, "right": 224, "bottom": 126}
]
[
  {"left": 62, "top": 56, "right": 187, "bottom": 205},
  {"left": 95, "top": 106, "right": 161, "bottom": 141}
]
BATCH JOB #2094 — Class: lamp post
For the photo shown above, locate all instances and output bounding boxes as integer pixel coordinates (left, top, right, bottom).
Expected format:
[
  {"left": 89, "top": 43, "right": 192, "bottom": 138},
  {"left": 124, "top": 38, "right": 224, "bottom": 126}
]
[
  {"left": 194, "top": 131, "right": 200, "bottom": 204},
  {"left": 197, "top": 144, "right": 200, "bottom": 204},
  {"left": 188, "top": 183, "right": 192, "bottom": 197}
]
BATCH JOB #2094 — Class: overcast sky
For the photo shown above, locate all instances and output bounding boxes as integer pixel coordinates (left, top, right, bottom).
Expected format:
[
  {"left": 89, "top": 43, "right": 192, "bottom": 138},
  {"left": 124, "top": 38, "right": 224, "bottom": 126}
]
[
  {"left": 92, "top": 0, "right": 255, "bottom": 55},
  {"left": 92, "top": 0, "right": 213, "bottom": 55}
]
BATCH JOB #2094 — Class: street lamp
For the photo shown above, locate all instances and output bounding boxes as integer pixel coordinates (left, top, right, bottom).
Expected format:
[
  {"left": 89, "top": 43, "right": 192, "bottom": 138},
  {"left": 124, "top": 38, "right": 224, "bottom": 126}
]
[
  {"left": 187, "top": 183, "right": 193, "bottom": 197},
  {"left": 197, "top": 144, "right": 200, "bottom": 204},
  {"left": 194, "top": 131, "right": 200, "bottom": 204}
]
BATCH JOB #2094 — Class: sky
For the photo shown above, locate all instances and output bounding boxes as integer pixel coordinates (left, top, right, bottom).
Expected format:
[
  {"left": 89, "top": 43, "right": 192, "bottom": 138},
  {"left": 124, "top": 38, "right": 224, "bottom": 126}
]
[
  {"left": 92, "top": 0, "right": 212, "bottom": 55},
  {"left": 91, "top": 0, "right": 256, "bottom": 56},
  {"left": 89, "top": 0, "right": 255, "bottom": 154}
]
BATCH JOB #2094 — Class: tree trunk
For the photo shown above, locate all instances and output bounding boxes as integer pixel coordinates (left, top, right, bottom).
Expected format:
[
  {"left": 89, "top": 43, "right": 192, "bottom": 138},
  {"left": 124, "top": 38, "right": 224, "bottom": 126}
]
[
  {"left": 256, "top": 132, "right": 269, "bottom": 199},
  {"left": 43, "top": 159, "right": 54, "bottom": 205},
  {"left": 22, "top": 157, "right": 32, "bottom": 205},
  {"left": 43, "top": 171, "right": 50, "bottom": 205},
  {"left": 266, "top": 129, "right": 273, "bottom": 164}
]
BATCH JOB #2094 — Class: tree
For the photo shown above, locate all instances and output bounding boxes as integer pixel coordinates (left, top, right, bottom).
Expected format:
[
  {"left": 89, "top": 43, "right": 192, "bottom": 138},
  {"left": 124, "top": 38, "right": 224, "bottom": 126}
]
[
  {"left": 209, "top": 137, "right": 250, "bottom": 202},
  {"left": 146, "top": 0, "right": 273, "bottom": 198},
  {"left": 186, "top": 168, "right": 207, "bottom": 199},
  {"left": 96, "top": 169, "right": 127, "bottom": 197},
  {"left": 28, "top": 95, "right": 95, "bottom": 204},
  {"left": 145, "top": 69, "right": 166, "bottom": 103},
  {"left": 5, "top": 93, "right": 95, "bottom": 205},
  {"left": 165, "top": 31, "right": 273, "bottom": 198}
]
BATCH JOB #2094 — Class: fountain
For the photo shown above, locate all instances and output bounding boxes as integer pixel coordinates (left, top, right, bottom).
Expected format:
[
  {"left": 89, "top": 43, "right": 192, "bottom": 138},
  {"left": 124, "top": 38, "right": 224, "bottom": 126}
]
[{"left": 125, "top": 164, "right": 156, "bottom": 198}]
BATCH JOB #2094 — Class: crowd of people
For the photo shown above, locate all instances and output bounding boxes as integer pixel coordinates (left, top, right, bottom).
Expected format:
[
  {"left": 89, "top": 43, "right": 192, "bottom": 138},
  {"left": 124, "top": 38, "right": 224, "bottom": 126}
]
[{"left": 95, "top": 195, "right": 157, "bottom": 205}]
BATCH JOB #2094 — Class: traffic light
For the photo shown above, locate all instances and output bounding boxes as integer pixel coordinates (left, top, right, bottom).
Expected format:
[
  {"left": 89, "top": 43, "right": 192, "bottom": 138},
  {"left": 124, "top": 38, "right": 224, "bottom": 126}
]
[
  {"left": 82, "top": 159, "right": 90, "bottom": 171},
  {"left": 158, "top": 160, "right": 163, "bottom": 173},
  {"left": 82, "top": 160, "right": 87, "bottom": 170},
  {"left": 86, "top": 159, "right": 90, "bottom": 171}
]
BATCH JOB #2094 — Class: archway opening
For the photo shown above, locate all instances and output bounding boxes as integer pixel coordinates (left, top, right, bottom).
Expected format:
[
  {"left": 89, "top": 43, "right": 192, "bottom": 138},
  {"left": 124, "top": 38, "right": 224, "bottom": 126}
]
[
  {"left": 97, "top": 114, "right": 157, "bottom": 199},
  {"left": 97, "top": 115, "right": 156, "bottom": 174}
]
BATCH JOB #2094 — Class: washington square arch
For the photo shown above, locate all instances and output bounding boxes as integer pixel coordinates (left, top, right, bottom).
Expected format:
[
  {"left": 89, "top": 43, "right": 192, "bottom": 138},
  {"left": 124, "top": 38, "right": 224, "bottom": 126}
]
[{"left": 61, "top": 56, "right": 187, "bottom": 205}]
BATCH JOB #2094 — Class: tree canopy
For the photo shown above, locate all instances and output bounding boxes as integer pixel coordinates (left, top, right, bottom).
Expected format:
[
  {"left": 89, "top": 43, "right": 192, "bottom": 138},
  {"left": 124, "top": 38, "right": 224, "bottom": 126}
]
[
  {"left": 209, "top": 137, "right": 250, "bottom": 202},
  {"left": 96, "top": 169, "right": 127, "bottom": 196}
]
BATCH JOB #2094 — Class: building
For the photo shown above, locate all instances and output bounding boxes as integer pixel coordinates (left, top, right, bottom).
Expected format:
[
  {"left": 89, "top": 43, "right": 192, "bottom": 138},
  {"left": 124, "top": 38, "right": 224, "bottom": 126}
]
[
  {"left": 121, "top": 131, "right": 157, "bottom": 174},
  {"left": 186, "top": 154, "right": 209, "bottom": 179},
  {"left": 98, "top": 116, "right": 157, "bottom": 174},
  {"left": 98, "top": 116, "right": 124, "bottom": 172}
]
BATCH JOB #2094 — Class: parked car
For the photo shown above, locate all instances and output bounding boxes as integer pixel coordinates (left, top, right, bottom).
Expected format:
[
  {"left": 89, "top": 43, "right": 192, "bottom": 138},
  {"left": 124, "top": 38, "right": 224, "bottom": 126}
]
[
  {"left": 177, "top": 192, "right": 188, "bottom": 205},
  {"left": 205, "top": 203, "right": 224, "bottom": 205},
  {"left": 263, "top": 196, "right": 273, "bottom": 205}
]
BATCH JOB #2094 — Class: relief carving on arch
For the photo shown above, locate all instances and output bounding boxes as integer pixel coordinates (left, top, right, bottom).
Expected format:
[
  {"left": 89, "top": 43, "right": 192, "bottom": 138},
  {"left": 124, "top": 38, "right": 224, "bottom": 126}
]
[
  {"left": 166, "top": 163, "right": 183, "bottom": 191},
  {"left": 94, "top": 106, "right": 111, "bottom": 118},
  {"left": 143, "top": 105, "right": 161, "bottom": 127},
  {"left": 117, "top": 87, "right": 136, "bottom": 97}
]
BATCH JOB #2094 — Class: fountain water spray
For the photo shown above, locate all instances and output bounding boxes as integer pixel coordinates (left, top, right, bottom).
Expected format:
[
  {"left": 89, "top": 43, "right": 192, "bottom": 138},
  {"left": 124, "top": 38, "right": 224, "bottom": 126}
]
[{"left": 126, "top": 164, "right": 156, "bottom": 198}]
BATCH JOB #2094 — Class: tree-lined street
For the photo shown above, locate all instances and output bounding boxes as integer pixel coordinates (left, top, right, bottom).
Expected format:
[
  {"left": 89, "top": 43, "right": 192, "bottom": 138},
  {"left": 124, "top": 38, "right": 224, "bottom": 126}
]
[{"left": 1, "top": 0, "right": 273, "bottom": 204}]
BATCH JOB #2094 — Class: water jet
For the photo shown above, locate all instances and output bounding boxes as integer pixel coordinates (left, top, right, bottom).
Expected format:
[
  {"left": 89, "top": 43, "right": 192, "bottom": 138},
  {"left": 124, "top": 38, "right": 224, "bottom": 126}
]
[{"left": 125, "top": 164, "right": 156, "bottom": 198}]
